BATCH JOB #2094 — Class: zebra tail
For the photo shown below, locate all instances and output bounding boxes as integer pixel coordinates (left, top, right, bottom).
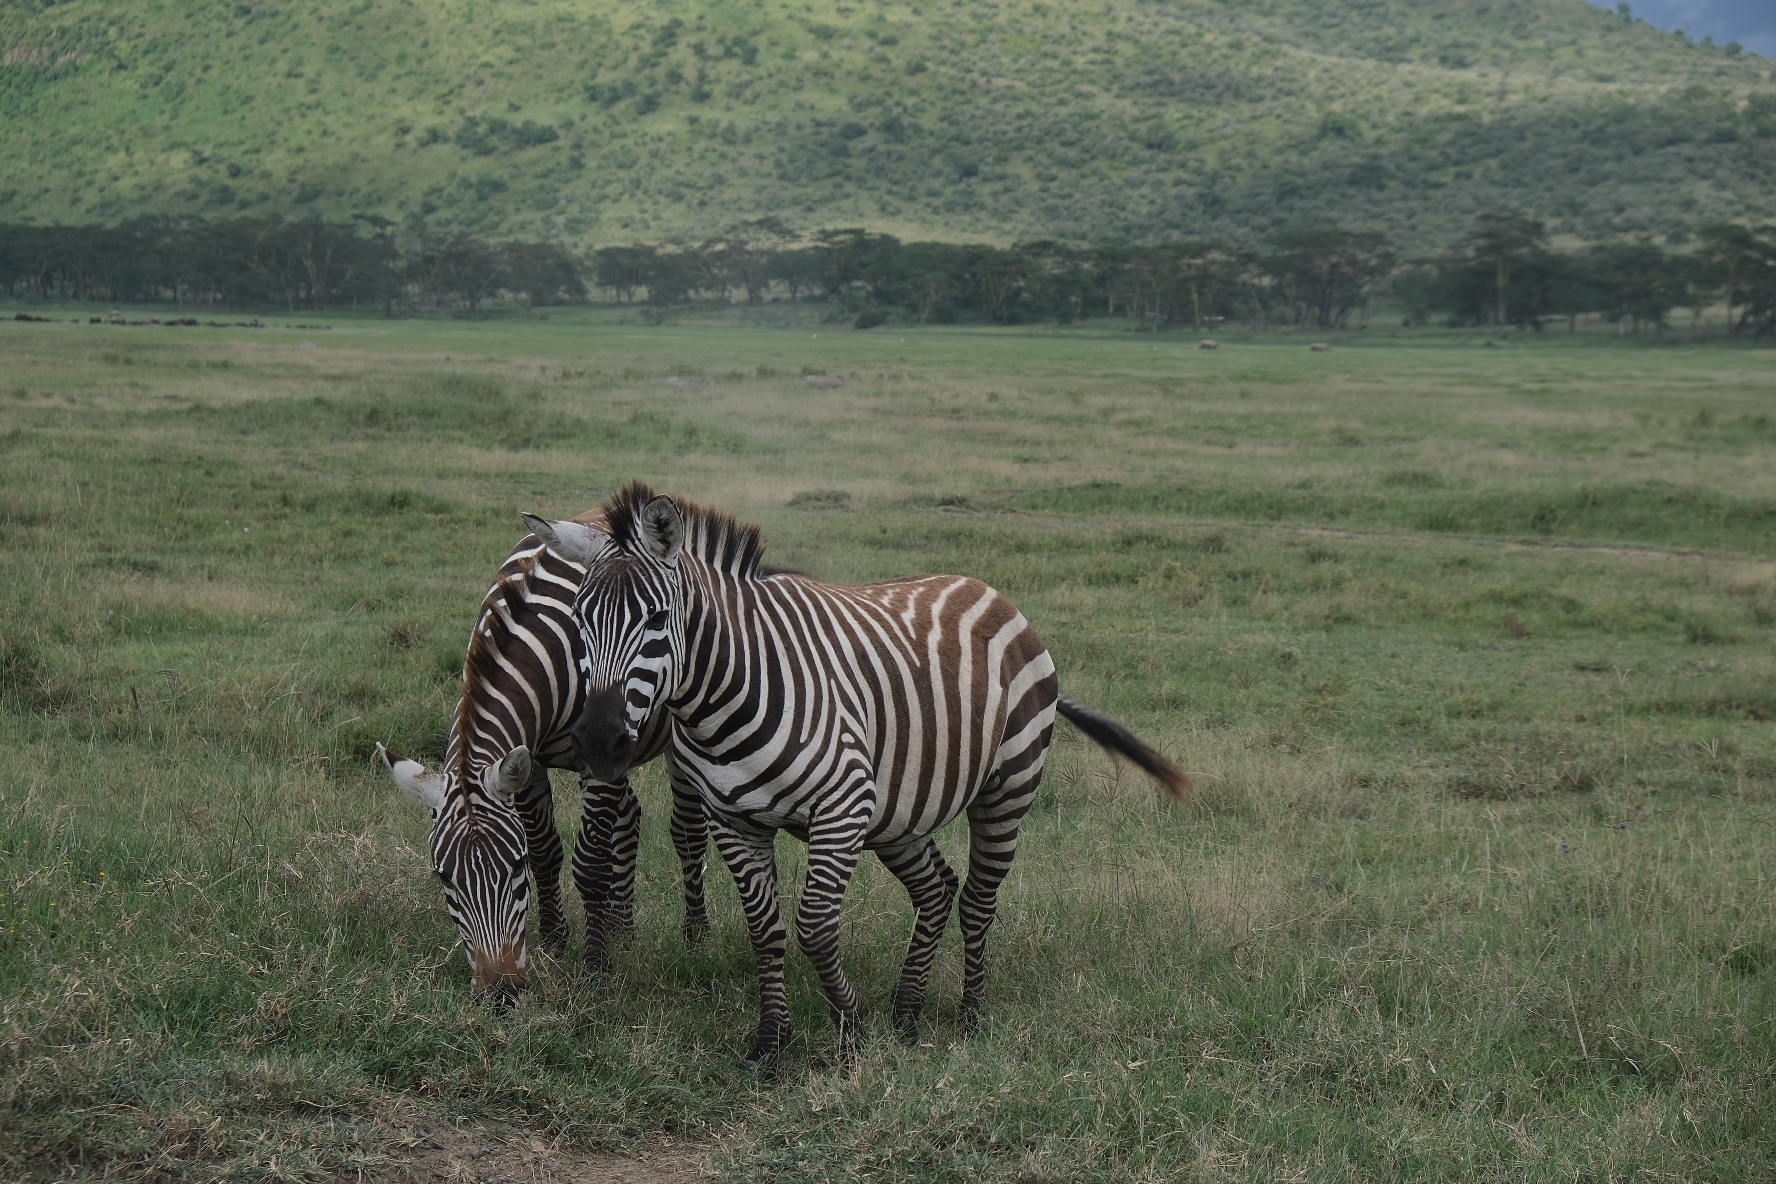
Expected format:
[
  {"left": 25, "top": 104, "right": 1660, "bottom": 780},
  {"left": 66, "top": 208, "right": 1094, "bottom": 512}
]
[{"left": 1055, "top": 697, "right": 1192, "bottom": 803}]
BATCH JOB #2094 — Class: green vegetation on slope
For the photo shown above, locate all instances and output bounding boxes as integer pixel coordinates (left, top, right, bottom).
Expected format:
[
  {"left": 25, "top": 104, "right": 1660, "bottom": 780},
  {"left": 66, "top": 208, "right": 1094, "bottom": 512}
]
[
  {"left": 1, "top": 0, "right": 1773, "bottom": 249},
  {"left": 0, "top": 317, "right": 1773, "bottom": 1180}
]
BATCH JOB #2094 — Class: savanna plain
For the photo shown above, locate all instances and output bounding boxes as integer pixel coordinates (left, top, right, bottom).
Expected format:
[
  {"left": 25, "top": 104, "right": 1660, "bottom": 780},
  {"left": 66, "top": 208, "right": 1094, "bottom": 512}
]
[{"left": 0, "top": 313, "right": 1772, "bottom": 1182}]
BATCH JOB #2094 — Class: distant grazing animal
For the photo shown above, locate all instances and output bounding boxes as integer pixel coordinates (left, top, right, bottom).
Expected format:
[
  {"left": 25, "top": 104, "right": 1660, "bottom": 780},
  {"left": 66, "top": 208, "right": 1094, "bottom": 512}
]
[
  {"left": 378, "top": 510, "right": 708, "bottom": 1004},
  {"left": 526, "top": 483, "right": 1189, "bottom": 1070},
  {"left": 1197, "top": 339, "right": 1219, "bottom": 350},
  {"left": 1310, "top": 342, "right": 1332, "bottom": 352}
]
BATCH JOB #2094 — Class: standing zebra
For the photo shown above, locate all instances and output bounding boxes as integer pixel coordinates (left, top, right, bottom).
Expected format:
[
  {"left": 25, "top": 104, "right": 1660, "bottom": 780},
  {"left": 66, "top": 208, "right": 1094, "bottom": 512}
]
[
  {"left": 525, "top": 483, "right": 1188, "bottom": 1066},
  {"left": 378, "top": 509, "right": 709, "bottom": 1003}
]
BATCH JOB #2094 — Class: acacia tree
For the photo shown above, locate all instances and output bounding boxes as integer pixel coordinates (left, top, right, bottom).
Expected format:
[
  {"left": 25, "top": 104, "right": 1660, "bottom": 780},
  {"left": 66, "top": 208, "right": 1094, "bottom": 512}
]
[
  {"left": 705, "top": 216, "right": 796, "bottom": 303},
  {"left": 1269, "top": 228, "right": 1392, "bottom": 329},
  {"left": 1585, "top": 240, "right": 1681, "bottom": 334},
  {"left": 593, "top": 245, "right": 654, "bottom": 303},
  {"left": 1696, "top": 223, "right": 1759, "bottom": 337},
  {"left": 502, "top": 241, "right": 585, "bottom": 308},
  {"left": 1464, "top": 213, "right": 1547, "bottom": 328}
]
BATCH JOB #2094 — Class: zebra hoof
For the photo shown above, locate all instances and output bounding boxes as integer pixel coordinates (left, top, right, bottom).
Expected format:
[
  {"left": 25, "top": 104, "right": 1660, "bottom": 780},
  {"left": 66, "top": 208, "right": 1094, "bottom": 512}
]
[
  {"left": 681, "top": 914, "right": 710, "bottom": 946},
  {"left": 745, "top": 1017, "right": 791, "bottom": 1079},
  {"left": 744, "top": 1041, "right": 785, "bottom": 1084},
  {"left": 893, "top": 1013, "right": 920, "bottom": 1045},
  {"left": 580, "top": 946, "right": 612, "bottom": 975}
]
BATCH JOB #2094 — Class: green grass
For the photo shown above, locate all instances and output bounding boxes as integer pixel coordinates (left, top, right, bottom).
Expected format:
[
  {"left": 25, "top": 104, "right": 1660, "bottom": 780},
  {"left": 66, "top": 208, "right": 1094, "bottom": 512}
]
[
  {"left": 0, "top": 0, "right": 1771, "bottom": 247},
  {"left": 1, "top": 312, "right": 1774, "bottom": 1181}
]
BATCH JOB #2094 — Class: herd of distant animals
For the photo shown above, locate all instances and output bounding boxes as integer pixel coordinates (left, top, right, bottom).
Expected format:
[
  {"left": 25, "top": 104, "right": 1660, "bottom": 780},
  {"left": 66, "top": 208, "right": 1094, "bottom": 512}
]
[{"left": 377, "top": 481, "right": 1189, "bottom": 1072}]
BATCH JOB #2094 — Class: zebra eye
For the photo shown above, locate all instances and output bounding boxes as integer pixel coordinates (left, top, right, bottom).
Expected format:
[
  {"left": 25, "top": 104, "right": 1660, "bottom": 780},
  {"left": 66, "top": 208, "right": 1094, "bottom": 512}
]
[{"left": 644, "top": 609, "right": 669, "bottom": 631}]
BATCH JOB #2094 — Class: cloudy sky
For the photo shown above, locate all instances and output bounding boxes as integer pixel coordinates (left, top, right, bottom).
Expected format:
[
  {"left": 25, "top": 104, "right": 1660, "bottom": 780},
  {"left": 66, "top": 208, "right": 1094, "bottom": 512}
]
[{"left": 1586, "top": 0, "right": 1776, "bottom": 56}]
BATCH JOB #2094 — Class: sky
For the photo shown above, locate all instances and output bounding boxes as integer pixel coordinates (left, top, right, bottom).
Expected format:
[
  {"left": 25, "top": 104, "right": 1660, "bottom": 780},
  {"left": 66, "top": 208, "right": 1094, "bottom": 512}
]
[{"left": 1587, "top": 0, "right": 1776, "bottom": 57}]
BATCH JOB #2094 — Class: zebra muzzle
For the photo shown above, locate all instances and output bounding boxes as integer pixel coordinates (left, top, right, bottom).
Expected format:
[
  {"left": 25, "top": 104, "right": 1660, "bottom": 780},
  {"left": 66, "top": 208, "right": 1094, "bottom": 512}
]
[
  {"left": 470, "top": 942, "right": 528, "bottom": 1003},
  {"left": 572, "top": 685, "right": 636, "bottom": 782}
]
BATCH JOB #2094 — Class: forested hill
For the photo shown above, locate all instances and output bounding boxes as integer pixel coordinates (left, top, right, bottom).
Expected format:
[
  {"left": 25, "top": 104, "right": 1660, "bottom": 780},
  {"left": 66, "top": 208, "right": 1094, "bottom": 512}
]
[{"left": 2, "top": 0, "right": 1773, "bottom": 251}]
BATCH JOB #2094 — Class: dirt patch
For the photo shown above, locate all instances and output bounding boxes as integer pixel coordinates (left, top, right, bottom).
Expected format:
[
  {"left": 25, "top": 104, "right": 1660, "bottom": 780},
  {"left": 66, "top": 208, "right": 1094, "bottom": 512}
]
[{"left": 388, "top": 1115, "right": 711, "bottom": 1184}]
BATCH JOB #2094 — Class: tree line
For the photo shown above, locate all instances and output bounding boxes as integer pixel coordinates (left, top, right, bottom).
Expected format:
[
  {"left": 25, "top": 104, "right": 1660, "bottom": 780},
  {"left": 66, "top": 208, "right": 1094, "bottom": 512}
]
[{"left": 4, "top": 213, "right": 1775, "bottom": 337}]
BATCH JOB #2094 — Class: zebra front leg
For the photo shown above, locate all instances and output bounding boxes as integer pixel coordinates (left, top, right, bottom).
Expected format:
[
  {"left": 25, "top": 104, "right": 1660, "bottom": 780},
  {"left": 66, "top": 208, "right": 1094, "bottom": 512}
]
[
  {"left": 514, "top": 764, "right": 569, "bottom": 953},
  {"left": 667, "top": 754, "right": 710, "bottom": 944},
  {"left": 708, "top": 812, "right": 791, "bottom": 1076},
  {"left": 573, "top": 776, "right": 640, "bottom": 972},
  {"left": 876, "top": 836, "right": 959, "bottom": 1044},
  {"left": 796, "top": 801, "right": 871, "bottom": 1066}
]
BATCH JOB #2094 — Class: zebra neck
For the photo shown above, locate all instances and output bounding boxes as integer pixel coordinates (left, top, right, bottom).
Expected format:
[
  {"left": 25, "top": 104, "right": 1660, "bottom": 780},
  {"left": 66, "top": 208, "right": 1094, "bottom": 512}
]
[{"left": 662, "top": 559, "right": 760, "bottom": 737}]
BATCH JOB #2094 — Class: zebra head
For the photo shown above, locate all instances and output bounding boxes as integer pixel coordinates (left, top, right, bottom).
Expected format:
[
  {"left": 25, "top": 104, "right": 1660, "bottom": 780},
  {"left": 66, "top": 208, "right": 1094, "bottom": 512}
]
[
  {"left": 376, "top": 741, "right": 535, "bottom": 1005},
  {"left": 522, "top": 499, "right": 682, "bottom": 784}
]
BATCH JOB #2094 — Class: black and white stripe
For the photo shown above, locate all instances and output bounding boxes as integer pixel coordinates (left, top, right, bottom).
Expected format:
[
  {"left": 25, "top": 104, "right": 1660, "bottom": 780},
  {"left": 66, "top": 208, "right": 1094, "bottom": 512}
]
[
  {"left": 380, "top": 511, "right": 709, "bottom": 1001},
  {"left": 529, "top": 484, "right": 1188, "bottom": 1063}
]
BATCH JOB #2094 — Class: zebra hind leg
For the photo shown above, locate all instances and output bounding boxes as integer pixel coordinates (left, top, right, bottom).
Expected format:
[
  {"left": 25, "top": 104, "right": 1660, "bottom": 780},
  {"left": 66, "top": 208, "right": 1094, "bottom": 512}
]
[
  {"left": 515, "top": 764, "right": 569, "bottom": 953},
  {"left": 877, "top": 836, "right": 959, "bottom": 1044},
  {"left": 958, "top": 768, "right": 1042, "bottom": 1035},
  {"left": 708, "top": 814, "right": 792, "bottom": 1078},
  {"left": 667, "top": 757, "right": 710, "bottom": 944}
]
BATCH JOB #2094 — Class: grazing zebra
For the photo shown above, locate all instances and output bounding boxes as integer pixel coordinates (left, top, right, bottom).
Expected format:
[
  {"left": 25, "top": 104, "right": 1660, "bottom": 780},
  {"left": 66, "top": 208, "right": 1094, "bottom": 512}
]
[
  {"left": 378, "top": 509, "right": 709, "bottom": 1002},
  {"left": 525, "top": 483, "right": 1188, "bottom": 1066}
]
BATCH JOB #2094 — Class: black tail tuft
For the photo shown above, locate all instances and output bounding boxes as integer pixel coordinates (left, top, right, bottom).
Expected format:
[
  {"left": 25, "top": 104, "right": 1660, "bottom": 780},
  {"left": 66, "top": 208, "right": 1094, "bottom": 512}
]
[{"left": 1056, "top": 697, "right": 1191, "bottom": 803}]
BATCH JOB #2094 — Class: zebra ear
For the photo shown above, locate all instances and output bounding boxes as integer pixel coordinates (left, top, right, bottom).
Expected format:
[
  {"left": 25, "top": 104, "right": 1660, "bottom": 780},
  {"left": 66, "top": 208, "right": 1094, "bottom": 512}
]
[
  {"left": 487, "top": 746, "right": 532, "bottom": 803},
  {"left": 379, "top": 743, "right": 447, "bottom": 813},
  {"left": 522, "top": 514, "right": 609, "bottom": 565},
  {"left": 639, "top": 495, "right": 684, "bottom": 563}
]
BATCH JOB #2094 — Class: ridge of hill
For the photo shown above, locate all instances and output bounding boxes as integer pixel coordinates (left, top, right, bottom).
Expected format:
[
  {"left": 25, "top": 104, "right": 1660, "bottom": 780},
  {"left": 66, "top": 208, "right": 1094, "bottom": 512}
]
[{"left": 2, "top": 0, "right": 1773, "bottom": 251}]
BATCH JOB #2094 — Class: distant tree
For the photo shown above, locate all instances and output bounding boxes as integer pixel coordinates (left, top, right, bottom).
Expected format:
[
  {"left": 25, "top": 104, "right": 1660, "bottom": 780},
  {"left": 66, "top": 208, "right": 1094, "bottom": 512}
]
[
  {"left": 810, "top": 228, "right": 900, "bottom": 303},
  {"left": 1696, "top": 223, "right": 1759, "bottom": 337},
  {"left": 639, "top": 246, "right": 700, "bottom": 306},
  {"left": 765, "top": 245, "right": 822, "bottom": 302},
  {"left": 501, "top": 241, "right": 585, "bottom": 308},
  {"left": 1018, "top": 241, "right": 1093, "bottom": 324},
  {"left": 1167, "top": 240, "right": 1240, "bottom": 330},
  {"left": 1464, "top": 213, "right": 1547, "bottom": 329},
  {"left": 1235, "top": 251, "right": 1276, "bottom": 330},
  {"left": 1544, "top": 252, "right": 1605, "bottom": 333},
  {"left": 1268, "top": 228, "right": 1393, "bottom": 329},
  {"left": 1729, "top": 226, "right": 1776, "bottom": 337},
  {"left": 1673, "top": 250, "right": 1723, "bottom": 338},
  {"left": 593, "top": 245, "right": 654, "bottom": 303},
  {"left": 967, "top": 244, "right": 1031, "bottom": 324},
  {"left": 706, "top": 216, "right": 796, "bottom": 303},
  {"left": 351, "top": 213, "right": 403, "bottom": 315},
  {"left": 1583, "top": 239, "right": 1681, "bottom": 334},
  {"left": 408, "top": 229, "right": 506, "bottom": 312},
  {"left": 1384, "top": 259, "right": 1440, "bottom": 327},
  {"left": 894, "top": 241, "right": 970, "bottom": 323}
]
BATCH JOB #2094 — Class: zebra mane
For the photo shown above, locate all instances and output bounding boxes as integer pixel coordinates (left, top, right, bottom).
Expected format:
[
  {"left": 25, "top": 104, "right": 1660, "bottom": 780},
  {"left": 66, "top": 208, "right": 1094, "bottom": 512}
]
[
  {"left": 603, "top": 480, "right": 767, "bottom": 579},
  {"left": 450, "top": 550, "right": 541, "bottom": 799}
]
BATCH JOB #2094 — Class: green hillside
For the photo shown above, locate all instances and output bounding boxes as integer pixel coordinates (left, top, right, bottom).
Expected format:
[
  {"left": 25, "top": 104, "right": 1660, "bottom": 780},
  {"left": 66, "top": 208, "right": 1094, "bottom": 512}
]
[{"left": 2, "top": 0, "right": 1774, "bottom": 250}]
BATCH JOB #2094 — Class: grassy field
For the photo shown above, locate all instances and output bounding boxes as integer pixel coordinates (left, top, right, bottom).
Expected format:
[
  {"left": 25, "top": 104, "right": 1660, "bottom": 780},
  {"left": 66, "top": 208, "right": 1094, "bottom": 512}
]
[{"left": 1, "top": 311, "right": 1773, "bottom": 1182}]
